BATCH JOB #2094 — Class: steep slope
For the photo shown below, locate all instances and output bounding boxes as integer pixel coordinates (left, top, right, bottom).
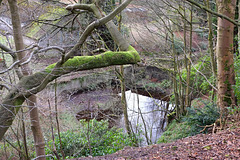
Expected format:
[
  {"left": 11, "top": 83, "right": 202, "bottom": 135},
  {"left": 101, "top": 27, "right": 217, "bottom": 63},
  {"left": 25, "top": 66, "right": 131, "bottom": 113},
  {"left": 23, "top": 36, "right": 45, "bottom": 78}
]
[{"left": 72, "top": 124, "right": 240, "bottom": 160}]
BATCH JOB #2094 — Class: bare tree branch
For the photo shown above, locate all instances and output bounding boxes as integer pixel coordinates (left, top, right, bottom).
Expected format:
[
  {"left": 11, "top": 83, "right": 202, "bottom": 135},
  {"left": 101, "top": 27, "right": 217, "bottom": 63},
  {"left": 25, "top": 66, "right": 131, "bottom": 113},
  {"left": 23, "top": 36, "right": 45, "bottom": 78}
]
[
  {"left": 38, "top": 46, "right": 65, "bottom": 54},
  {"left": 0, "top": 60, "right": 20, "bottom": 74},
  {"left": 185, "top": 0, "right": 240, "bottom": 26},
  {"left": 0, "top": 43, "right": 16, "bottom": 59},
  {"left": 66, "top": 4, "right": 93, "bottom": 12},
  {"left": 0, "top": 18, "right": 12, "bottom": 30},
  {"left": 0, "top": 84, "right": 10, "bottom": 91}
]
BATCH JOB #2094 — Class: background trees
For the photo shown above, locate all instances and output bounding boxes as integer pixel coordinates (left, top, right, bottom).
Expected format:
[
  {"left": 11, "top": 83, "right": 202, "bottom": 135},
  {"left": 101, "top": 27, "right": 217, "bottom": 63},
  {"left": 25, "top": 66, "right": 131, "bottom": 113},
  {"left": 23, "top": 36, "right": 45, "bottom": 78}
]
[{"left": 0, "top": 0, "right": 240, "bottom": 159}]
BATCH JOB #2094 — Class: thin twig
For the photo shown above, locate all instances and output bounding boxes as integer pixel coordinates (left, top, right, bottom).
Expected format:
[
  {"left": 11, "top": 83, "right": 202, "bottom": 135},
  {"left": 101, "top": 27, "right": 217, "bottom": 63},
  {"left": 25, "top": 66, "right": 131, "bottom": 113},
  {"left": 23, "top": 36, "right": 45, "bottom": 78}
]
[
  {"left": 199, "top": 123, "right": 214, "bottom": 133},
  {"left": 54, "top": 79, "right": 65, "bottom": 159},
  {"left": 48, "top": 99, "right": 61, "bottom": 160}
]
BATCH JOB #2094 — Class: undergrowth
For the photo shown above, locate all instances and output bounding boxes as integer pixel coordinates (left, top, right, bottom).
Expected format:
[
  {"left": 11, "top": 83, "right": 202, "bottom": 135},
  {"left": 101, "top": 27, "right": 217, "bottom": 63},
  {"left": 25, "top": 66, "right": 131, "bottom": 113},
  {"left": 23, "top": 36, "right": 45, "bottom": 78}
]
[
  {"left": 45, "top": 119, "right": 136, "bottom": 159},
  {"left": 158, "top": 104, "right": 220, "bottom": 143}
]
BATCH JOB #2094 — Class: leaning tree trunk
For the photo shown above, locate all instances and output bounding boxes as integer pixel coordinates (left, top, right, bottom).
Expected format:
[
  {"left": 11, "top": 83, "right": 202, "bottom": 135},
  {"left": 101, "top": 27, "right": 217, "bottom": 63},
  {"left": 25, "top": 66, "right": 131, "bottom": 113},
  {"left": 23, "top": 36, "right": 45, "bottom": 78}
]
[
  {"left": 7, "top": 0, "right": 46, "bottom": 159},
  {"left": 216, "top": 0, "right": 236, "bottom": 122},
  {"left": 0, "top": 0, "right": 137, "bottom": 142}
]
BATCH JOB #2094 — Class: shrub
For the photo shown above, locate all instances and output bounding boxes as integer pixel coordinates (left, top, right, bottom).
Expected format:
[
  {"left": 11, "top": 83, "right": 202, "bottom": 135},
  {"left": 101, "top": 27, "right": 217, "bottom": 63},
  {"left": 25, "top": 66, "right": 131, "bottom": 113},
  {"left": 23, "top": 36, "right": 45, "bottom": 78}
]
[
  {"left": 183, "top": 104, "right": 220, "bottom": 135},
  {"left": 45, "top": 120, "right": 135, "bottom": 159},
  {"left": 158, "top": 104, "right": 220, "bottom": 143},
  {"left": 234, "top": 55, "right": 240, "bottom": 103},
  {"left": 157, "top": 120, "right": 191, "bottom": 143}
]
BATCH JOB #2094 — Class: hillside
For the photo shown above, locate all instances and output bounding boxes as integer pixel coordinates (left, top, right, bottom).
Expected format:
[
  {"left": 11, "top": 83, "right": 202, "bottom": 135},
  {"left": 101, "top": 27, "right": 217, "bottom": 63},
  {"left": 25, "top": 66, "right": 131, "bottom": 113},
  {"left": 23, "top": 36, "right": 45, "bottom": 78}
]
[
  {"left": 1, "top": 0, "right": 239, "bottom": 160},
  {"left": 73, "top": 124, "right": 240, "bottom": 160}
]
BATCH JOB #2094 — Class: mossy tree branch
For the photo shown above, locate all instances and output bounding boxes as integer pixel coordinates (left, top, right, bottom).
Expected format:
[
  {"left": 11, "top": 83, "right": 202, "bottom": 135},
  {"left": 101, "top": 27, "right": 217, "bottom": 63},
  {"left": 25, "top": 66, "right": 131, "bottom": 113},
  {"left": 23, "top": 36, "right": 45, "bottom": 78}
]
[
  {"left": 0, "top": 46, "right": 139, "bottom": 140},
  {"left": 0, "top": 0, "right": 137, "bottom": 140}
]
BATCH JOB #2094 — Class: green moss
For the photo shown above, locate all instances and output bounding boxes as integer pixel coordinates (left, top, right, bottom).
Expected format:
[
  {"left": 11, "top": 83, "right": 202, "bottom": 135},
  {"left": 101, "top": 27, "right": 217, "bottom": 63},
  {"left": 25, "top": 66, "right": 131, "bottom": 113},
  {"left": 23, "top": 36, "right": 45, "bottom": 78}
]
[
  {"left": 140, "top": 79, "right": 171, "bottom": 91},
  {"left": 128, "top": 45, "right": 141, "bottom": 61},
  {"left": 224, "top": 62, "right": 230, "bottom": 71},
  {"left": 45, "top": 63, "right": 56, "bottom": 73},
  {"left": 158, "top": 120, "right": 190, "bottom": 143},
  {"left": 14, "top": 98, "right": 25, "bottom": 106},
  {"left": 223, "top": 78, "right": 232, "bottom": 105},
  {"left": 18, "top": 72, "right": 47, "bottom": 90},
  {"left": 45, "top": 45, "right": 140, "bottom": 73},
  {"left": 26, "top": 22, "right": 41, "bottom": 38},
  {"left": 64, "top": 56, "right": 95, "bottom": 68},
  {"left": 9, "top": 97, "right": 25, "bottom": 117},
  {"left": 14, "top": 98, "right": 25, "bottom": 114}
]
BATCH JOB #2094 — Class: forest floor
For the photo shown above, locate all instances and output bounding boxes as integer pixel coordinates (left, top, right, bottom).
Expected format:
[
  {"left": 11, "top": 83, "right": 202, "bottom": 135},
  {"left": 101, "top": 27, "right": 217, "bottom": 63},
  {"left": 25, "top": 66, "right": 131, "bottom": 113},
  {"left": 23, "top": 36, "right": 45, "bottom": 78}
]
[{"left": 71, "top": 121, "right": 240, "bottom": 160}]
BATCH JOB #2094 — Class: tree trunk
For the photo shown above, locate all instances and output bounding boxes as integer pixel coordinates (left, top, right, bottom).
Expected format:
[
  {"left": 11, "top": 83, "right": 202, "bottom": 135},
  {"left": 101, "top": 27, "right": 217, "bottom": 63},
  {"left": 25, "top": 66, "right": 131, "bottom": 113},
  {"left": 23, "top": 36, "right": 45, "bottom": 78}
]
[
  {"left": 120, "top": 66, "right": 131, "bottom": 135},
  {"left": 185, "top": 5, "right": 193, "bottom": 108},
  {"left": 28, "top": 97, "right": 46, "bottom": 160},
  {"left": 7, "top": 0, "right": 46, "bottom": 159},
  {"left": 216, "top": 0, "right": 236, "bottom": 120},
  {"left": 205, "top": 0, "right": 217, "bottom": 101},
  {"left": 118, "top": 0, "right": 131, "bottom": 136},
  {"left": 178, "top": 2, "right": 186, "bottom": 116},
  {"left": 171, "top": 33, "right": 180, "bottom": 118}
]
